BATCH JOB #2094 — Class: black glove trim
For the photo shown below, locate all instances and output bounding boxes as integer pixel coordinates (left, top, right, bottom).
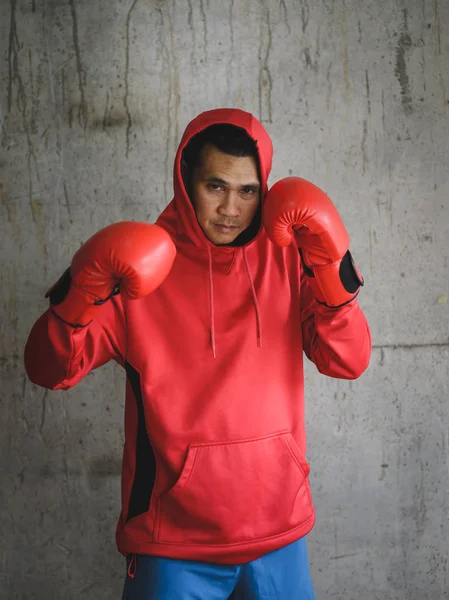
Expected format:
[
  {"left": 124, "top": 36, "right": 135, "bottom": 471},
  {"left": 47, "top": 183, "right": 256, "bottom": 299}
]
[
  {"left": 45, "top": 267, "right": 120, "bottom": 306},
  {"left": 340, "top": 250, "right": 364, "bottom": 293},
  {"left": 93, "top": 283, "right": 120, "bottom": 305},
  {"left": 49, "top": 307, "right": 92, "bottom": 328},
  {"left": 45, "top": 267, "right": 72, "bottom": 305},
  {"left": 314, "top": 289, "right": 360, "bottom": 310}
]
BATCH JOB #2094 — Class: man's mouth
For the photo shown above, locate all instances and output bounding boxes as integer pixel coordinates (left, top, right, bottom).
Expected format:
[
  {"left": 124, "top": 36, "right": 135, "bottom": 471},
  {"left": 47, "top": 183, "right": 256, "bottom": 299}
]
[{"left": 214, "top": 223, "right": 239, "bottom": 232}]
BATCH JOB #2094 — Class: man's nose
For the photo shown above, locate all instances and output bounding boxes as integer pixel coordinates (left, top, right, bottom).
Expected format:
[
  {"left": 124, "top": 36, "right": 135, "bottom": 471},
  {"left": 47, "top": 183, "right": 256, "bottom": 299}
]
[{"left": 218, "top": 192, "right": 240, "bottom": 217}]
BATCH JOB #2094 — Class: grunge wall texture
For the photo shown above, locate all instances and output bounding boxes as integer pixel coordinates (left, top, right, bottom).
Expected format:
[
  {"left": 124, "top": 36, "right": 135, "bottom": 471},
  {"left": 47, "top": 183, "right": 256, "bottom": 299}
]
[{"left": 1, "top": 1, "right": 448, "bottom": 598}]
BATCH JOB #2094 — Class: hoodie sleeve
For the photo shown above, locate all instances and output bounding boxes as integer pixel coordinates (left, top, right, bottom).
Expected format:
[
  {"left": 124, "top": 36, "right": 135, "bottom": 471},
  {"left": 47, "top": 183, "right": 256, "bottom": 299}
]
[
  {"left": 300, "top": 269, "right": 372, "bottom": 379},
  {"left": 24, "top": 298, "right": 126, "bottom": 391}
]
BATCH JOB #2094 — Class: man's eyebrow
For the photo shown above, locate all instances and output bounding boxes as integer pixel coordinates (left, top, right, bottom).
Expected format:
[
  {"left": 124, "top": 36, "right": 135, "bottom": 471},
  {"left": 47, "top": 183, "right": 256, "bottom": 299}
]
[
  {"left": 242, "top": 183, "right": 261, "bottom": 189},
  {"left": 204, "top": 176, "right": 229, "bottom": 185},
  {"left": 204, "top": 176, "right": 260, "bottom": 189}
]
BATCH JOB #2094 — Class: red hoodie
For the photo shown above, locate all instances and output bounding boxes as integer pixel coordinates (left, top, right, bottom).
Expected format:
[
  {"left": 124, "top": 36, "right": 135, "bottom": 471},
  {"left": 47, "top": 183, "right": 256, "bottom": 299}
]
[{"left": 24, "top": 108, "right": 371, "bottom": 563}]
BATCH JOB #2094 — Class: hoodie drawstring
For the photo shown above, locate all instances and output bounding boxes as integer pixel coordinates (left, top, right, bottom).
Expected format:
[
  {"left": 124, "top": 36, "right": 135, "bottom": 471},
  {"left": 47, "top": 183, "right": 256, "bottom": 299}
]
[
  {"left": 207, "top": 247, "right": 217, "bottom": 359},
  {"left": 127, "top": 554, "right": 137, "bottom": 579},
  {"left": 207, "top": 247, "right": 263, "bottom": 358},
  {"left": 243, "top": 247, "right": 263, "bottom": 349}
]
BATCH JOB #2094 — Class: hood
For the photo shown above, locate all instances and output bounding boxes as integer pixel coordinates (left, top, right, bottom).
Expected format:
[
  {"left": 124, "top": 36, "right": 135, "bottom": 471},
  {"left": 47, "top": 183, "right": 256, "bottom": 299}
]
[
  {"left": 156, "top": 109, "right": 273, "bottom": 358},
  {"left": 157, "top": 108, "right": 273, "bottom": 250}
]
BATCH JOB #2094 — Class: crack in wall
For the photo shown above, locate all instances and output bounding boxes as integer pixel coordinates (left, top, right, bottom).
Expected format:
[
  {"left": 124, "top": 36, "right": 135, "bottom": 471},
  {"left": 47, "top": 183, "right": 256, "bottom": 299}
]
[
  {"left": 227, "top": 0, "right": 235, "bottom": 104},
  {"left": 279, "top": 0, "right": 291, "bottom": 35},
  {"left": 372, "top": 342, "right": 449, "bottom": 350},
  {"left": 199, "top": 0, "right": 208, "bottom": 59},
  {"left": 169, "top": 0, "right": 180, "bottom": 146},
  {"left": 186, "top": 0, "right": 197, "bottom": 72},
  {"left": 7, "top": 0, "right": 17, "bottom": 113},
  {"left": 42, "top": 0, "right": 71, "bottom": 239},
  {"left": 365, "top": 69, "right": 371, "bottom": 115},
  {"left": 326, "top": 61, "right": 332, "bottom": 111},
  {"left": 27, "top": 49, "right": 44, "bottom": 136},
  {"left": 434, "top": 0, "right": 441, "bottom": 55},
  {"left": 258, "top": 2, "right": 273, "bottom": 124},
  {"left": 124, "top": 0, "right": 139, "bottom": 158},
  {"left": 39, "top": 389, "right": 48, "bottom": 432},
  {"left": 63, "top": 181, "right": 72, "bottom": 220},
  {"left": 395, "top": 9, "right": 412, "bottom": 115},
  {"left": 102, "top": 88, "right": 110, "bottom": 132},
  {"left": 300, "top": 0, "right": 309, "bottom": 34},
  {"left": 157, "top": 3, "right": 179, "bottom": 204},
  {"left": 342, "top": 5, "right": 349, "bottom": 98},
  {"left": 361, "top": 119, "right": 368, "bottom": 174},
  {"left": 8, "top": 0, "right": 39, "bottom": 225},
  {"left": 68, "top": 0, "right": 87, "bottom": 128}
]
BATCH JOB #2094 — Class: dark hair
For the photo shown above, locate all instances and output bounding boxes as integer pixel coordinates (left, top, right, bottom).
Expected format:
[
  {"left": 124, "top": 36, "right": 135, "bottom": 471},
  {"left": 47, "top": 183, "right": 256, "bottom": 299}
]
[{"left": 182, "top": 123, "right": 259, "bottom": 172}]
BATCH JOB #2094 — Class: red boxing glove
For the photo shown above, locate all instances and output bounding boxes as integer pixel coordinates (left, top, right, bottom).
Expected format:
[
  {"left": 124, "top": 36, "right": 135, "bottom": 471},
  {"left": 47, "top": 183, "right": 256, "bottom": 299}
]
[
  {"left": 47, "top": 222, "right": 176, "bottom": 326},
  {"left": 263, "top": 177, "right": 363, "bottom": 307}
]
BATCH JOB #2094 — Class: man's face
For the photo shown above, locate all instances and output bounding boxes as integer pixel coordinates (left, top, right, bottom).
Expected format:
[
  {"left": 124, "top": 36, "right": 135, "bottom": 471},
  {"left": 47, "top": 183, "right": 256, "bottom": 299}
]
[{"left": 190, "top": 144, "right": 261, "bottom": 245}]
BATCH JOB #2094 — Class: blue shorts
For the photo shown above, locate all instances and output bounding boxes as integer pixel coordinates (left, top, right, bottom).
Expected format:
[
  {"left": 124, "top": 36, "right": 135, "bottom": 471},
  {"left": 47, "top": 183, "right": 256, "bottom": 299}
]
[{"left": 122, "top": 537, "right": 315, "bottom": 599}]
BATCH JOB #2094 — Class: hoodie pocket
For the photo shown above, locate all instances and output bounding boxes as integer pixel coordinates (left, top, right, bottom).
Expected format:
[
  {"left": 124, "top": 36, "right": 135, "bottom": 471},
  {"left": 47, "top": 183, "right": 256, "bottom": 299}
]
[{"left": 154, "top": 431, "right": 313, "bottom": 545}]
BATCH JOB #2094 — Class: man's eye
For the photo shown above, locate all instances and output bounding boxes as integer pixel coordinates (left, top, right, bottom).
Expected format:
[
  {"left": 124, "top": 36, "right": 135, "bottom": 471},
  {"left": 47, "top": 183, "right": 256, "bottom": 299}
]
[
  {"left": 242, "top": 187, "right": 256, "bottom": 195},
  {"left": 208, "top": 183, "right": 222, "bottom": 191}
]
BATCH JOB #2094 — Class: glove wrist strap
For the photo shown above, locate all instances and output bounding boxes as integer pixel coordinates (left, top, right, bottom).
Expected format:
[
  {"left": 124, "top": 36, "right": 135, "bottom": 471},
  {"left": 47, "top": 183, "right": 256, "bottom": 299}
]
[
  {"left": 301, "top": 250, "right": 364, "bottom": 308},
  {"left": 46, "top": 268, "right": 95, "bottom": 326}
]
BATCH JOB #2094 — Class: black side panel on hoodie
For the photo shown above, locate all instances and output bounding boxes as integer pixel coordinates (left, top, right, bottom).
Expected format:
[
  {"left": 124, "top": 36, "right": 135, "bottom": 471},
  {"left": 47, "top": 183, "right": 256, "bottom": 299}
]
[{"left": 125, "top": 362, "right": 156, "bottom": 521}]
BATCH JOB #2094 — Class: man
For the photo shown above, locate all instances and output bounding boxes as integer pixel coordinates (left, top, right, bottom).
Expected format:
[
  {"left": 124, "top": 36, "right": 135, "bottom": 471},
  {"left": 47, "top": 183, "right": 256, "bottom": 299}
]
[{"left": 25, "top": 108, "right": 371, "bottom": 599}]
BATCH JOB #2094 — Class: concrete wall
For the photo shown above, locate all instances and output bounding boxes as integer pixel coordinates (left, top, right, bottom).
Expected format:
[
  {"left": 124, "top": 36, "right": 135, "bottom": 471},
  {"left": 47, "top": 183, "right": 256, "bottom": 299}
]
[{"left": 1, "top": 0, "right": 448, "bottom": 598}]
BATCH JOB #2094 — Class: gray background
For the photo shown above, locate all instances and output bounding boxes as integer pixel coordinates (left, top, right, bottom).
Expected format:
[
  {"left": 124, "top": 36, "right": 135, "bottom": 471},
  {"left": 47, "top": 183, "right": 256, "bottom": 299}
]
[{"left": 1, "top": 0, "right": 448, "bottom": 598}]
